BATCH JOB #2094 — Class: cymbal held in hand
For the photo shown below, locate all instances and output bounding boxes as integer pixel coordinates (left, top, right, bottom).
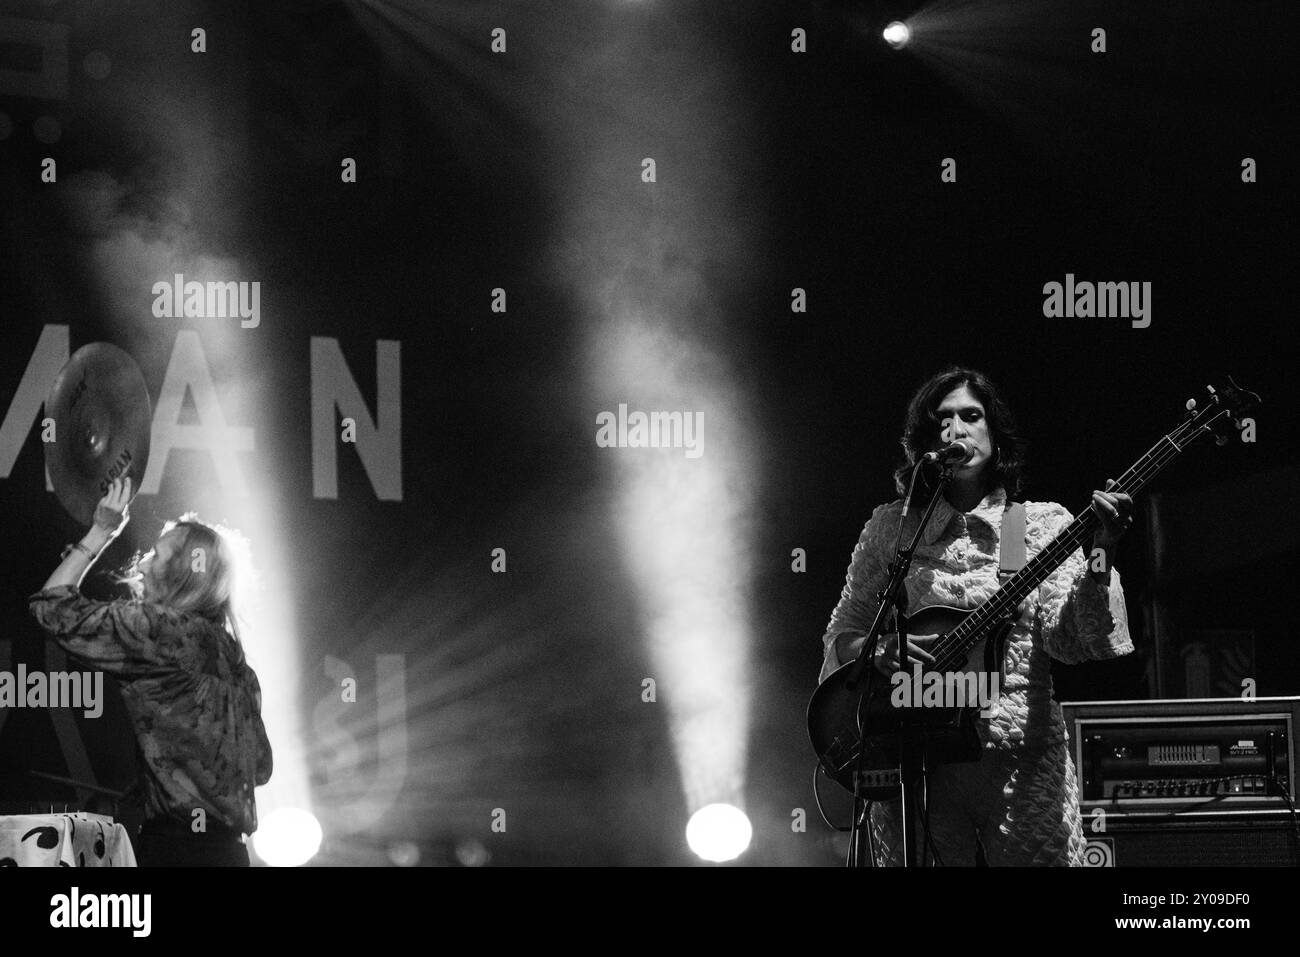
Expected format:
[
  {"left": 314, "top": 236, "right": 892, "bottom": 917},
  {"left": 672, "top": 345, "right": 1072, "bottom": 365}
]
[{"left": 44, "top": 343, "right": 151, "bottom": 526}]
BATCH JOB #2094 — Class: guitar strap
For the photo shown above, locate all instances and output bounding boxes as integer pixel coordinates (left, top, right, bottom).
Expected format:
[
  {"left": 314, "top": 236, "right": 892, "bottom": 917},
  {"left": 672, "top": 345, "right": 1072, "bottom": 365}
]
[{"left": 999, "top": 500, "right": 1026, "bottom": 581}]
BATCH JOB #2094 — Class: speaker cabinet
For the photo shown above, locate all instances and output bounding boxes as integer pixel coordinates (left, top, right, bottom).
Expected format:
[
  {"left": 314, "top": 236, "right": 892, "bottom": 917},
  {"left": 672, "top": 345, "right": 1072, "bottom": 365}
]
[{"left": 1082, "top": 812, "right": 1299, "bottom": 866}]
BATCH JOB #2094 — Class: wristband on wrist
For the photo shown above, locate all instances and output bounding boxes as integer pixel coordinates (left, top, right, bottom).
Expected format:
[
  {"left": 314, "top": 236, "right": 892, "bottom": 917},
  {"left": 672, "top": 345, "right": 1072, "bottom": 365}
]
[{"left": 61, "top": 541, "right": 97, "bottom": 561}]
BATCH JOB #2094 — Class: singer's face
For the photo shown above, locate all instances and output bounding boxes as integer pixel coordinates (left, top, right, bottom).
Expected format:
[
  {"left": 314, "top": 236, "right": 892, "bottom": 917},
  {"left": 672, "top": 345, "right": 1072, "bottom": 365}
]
[
  {"left": 140, "top": 530, "right": 181, "bottom": 600},
  {"left": 935, "top": 385, "right": 993, "bottom": 477}
]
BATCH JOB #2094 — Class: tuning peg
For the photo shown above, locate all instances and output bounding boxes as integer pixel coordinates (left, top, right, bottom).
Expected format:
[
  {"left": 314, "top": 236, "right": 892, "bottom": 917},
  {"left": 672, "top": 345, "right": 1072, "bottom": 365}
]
[{"left": 1185, "top": 398, "right": 1197, "bottom": 413}]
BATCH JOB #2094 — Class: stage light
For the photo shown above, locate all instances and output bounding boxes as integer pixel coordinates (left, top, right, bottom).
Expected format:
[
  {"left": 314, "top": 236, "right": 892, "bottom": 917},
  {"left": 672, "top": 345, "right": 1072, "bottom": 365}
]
[
  {"left": 454, "top": 838, "right": 490, "bottom": 867},
  {"left": 544, "top": 0, "right": 760, "bottom": 859},
  {"left": 686, "top": 803, "right": 752, "bottom": 862},
  {"left": 387, "top": 840, "right": 421, "bottom": 867},
  {"left": 883, "top": 21, "right": 911, "bottom": 49},
  {"left": 590, "top": 313, "right": 757, "bottom": 819},
  {"left": 251, "top": 807, "right": 323, "bottom": 866}
]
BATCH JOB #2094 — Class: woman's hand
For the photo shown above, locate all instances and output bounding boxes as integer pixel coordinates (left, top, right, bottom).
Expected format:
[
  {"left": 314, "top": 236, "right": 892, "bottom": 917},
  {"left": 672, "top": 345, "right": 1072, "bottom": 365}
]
[
  {"left": 92, "top": 476, "right": 133, "bottom": 539},
  {"left": 1091, "top": 477, "right": 1135, "bottom": 548},
  {"left": 40, "top": 476, "right": 131, "bottom": 590},
  {"left": 873, "top": 633, "right": 939, "bottom": 677},
  {"left": 837, "top": 632, "right": 941, "bottom": 675}
]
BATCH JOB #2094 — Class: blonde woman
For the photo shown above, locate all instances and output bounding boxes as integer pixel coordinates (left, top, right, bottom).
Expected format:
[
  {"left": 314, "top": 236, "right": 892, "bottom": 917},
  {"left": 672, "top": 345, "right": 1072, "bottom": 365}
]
[{"left": 29, "top": 477, "right": 272, "bottom": 866}]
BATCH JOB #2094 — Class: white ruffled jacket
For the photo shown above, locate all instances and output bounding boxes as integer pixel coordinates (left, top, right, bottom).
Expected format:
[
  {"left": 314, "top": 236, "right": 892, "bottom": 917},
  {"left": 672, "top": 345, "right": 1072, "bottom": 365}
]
[{"left": 820, "top": 485, "right": 1133, "bottom": 753}]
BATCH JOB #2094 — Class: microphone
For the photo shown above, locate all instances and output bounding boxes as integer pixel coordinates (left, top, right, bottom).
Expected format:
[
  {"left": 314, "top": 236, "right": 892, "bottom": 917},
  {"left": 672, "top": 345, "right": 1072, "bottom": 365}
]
[{"left": 923, "top": 440, "right": 975, "bottom": 465}]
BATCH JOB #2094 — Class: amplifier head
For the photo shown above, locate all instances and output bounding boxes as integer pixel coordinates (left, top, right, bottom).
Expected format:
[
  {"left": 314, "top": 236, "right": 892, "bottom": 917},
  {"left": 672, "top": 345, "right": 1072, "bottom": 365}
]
[{"left": 1061, "top": 696, "right": 1298, "bottom": 813}]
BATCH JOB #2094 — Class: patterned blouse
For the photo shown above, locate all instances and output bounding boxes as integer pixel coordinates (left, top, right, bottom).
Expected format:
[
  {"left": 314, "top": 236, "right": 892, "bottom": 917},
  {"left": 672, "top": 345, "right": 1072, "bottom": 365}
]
[
  {"left": 28, "top": 584, "right": 272, "bottom": 837},
  {"left": 820, "top": 485, "right": 1132, "bottom": 863}
]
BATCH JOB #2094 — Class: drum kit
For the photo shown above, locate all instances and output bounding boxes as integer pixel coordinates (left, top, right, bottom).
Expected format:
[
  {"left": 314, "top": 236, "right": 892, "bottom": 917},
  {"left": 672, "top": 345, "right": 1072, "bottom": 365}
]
[{"left": 42, "top": 343, "right": 151, "bottom": 525}]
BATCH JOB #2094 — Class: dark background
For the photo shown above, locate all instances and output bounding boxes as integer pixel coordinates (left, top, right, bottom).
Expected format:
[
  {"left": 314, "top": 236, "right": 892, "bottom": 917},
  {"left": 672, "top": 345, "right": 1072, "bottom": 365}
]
[{"left": 0, "top": 0, "right": 1295, "bottom": 865}]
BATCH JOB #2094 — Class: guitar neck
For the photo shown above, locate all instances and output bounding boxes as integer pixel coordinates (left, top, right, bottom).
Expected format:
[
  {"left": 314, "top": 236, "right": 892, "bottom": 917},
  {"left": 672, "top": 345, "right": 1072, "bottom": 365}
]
[{"left": 935, "top": 431, "right": 1190, "bottom": 670}]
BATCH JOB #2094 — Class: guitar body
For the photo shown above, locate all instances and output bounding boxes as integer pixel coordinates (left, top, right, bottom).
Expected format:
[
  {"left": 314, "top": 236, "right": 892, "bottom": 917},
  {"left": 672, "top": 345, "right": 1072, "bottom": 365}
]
[{"left": 808, "top": 604, "right": 1016, "bottom": 799}]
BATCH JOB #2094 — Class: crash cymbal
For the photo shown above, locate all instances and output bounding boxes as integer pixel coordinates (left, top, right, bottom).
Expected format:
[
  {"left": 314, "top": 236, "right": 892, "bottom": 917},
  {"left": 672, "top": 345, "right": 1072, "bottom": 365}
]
[{"left": 44, "top": 343, "right": 151, "bottom": 526}]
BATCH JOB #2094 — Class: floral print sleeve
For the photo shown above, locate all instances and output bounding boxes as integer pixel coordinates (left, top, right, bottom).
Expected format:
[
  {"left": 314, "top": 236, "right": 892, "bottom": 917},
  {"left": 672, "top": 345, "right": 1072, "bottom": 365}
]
[{"left": 28, "top": 584, "right": 194, "bottom": 676}]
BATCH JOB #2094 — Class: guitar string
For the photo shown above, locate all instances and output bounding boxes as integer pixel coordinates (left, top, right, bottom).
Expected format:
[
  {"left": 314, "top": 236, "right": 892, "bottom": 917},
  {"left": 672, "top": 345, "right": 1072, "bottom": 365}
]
[
  {"left": 928, "top": 412, "right": 1214, "bottom": 667},
  {"left": 917, "top": 410, "right": 1217, "bottom": 672},
  {"left": 928, "top": 436, "right": 1176, "bottom": 669}
]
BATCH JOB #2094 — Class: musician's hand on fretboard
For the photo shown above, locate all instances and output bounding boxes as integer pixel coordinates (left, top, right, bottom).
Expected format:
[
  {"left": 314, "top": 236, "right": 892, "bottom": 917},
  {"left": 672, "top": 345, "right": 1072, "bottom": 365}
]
[{"left": 1091, "top": 477, "right": 1135, "bottom": 548}]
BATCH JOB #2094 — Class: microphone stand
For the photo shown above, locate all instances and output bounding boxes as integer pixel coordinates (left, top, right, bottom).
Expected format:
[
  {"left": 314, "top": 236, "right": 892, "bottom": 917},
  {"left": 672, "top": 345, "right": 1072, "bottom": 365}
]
[{"left": 844, "top": 460, "right": 955, "bottom": 867}]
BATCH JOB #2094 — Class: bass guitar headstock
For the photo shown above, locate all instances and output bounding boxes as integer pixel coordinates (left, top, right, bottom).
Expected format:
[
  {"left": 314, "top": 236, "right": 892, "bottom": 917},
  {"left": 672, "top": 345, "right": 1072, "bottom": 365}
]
[{"left": 1173, "top": 377, "right": 1261, "bottom": 449}]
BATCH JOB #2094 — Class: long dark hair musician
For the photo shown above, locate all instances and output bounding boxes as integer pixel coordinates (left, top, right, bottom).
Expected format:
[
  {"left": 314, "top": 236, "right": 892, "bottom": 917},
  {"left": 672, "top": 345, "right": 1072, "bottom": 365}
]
[
  {"left": 819, "top": 365, "right": 1135, "bottom": 866},
  {"left": 29, "top": 476, "right": 272, "bottom": 867}
]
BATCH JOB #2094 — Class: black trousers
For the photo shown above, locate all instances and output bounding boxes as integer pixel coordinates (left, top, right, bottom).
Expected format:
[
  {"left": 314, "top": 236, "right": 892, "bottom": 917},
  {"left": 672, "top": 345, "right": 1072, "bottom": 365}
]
[{"left": 137, "top": 817, "right": 250, "bottom": 867}]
